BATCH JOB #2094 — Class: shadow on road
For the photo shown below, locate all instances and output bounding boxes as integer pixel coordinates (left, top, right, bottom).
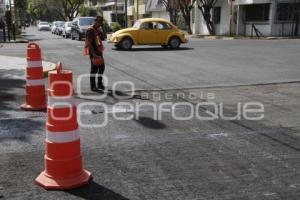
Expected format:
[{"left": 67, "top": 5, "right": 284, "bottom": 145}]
[
  {"left": 113, "top": 47, "right": 193, "bottom": 52},
  {"left": 0, "top": 69, "right": 25, "bottom": 118},
  {"left": 134, "top": 116, "right": 167, "bottom": 129},
  {"left": 67, "top": 180, "right": 130, "bottom": 200}
]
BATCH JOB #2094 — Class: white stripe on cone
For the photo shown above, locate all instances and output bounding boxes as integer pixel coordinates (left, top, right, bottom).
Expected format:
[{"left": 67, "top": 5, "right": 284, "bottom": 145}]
[
  {"left": 26, "top": 78, "right": 45, "bottom": 86},
  {"left": 27, "top": 60, "right": 42, "bottom": 68},
  {"left": 47, "top": 129, "right": 79, "bottom": 143},
  {"left": 48, "top": 96, "right": 75, "bottom": 108}
]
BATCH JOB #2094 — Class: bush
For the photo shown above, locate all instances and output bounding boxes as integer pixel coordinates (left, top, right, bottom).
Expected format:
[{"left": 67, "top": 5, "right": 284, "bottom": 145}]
[
  {"left": 111, "top": 22, "right": 121, "bottom": 32},
  {"left": 103, "top": 19, "right": 111, "bottom": 33},
  {"left": 79, "top": 6, "right": 98, "bottom": 17}
]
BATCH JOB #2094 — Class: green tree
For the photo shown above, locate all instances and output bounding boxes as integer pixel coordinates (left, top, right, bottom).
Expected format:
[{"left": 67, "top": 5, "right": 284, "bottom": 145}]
[
  {"left": 178, "top": 0, "right": 196, "bottom": 34},
  {"left": 27, "top": 0, "right": 63, "bottom": 22},
  {"left": 55, "top": 0, "right": 84, "bottom": 20},
  {"left": 79, "top": 6, "right": 98, "bottom": 17},
  {"left": 14, "top": 0, "right": 28, "bottom": 26},
  {"left": 162, "top": 0, "right": 180, "bottom": 25}
]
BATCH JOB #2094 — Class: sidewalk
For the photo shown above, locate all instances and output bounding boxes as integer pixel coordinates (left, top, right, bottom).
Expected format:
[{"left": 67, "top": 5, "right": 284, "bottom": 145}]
[{"left": 0, "top": 55, "right": 56, "bottom": 77}]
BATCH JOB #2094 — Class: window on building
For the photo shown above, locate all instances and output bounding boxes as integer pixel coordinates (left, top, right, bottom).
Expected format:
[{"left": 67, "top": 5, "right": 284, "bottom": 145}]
[
  {"left": 276, "top": 3, "right": 296, "bottom": 21},
  {"left": 213, "top": 7, "right": 221, "bottom": 24},
  {"left": 245, "top": 4, "right": 270, "bottom": 22},
  {"left": 129, "top": 0, "right": 134, "bottom": 6}
]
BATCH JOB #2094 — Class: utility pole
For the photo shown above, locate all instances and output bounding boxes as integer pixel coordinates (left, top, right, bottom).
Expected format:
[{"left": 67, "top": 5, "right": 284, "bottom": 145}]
[
  {"left": 229, "top": 0, "right": 234, "bottom": 36},
  {"left": 136, "top": 0, "right": 139, "bottom": 20},
  {"left": 125, "top": 0, "right": 128, "bottom": 27},
  {"left": 115, "top": 0, "right": 118, "bottom": 23}
]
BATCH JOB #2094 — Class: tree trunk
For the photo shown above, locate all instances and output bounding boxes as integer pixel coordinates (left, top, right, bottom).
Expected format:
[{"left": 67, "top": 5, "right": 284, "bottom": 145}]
[
  {"left": 203, "top": 10, "right": 215, "bottom": 35},
  {"left": 180, "top": 7, "right": 192, "bottom": 34}
]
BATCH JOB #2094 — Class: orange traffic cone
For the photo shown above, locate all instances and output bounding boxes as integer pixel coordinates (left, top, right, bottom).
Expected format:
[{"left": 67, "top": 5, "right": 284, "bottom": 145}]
[
  {"left": 21, "top": 43, "right": 46, "bottom": 111},
  {"left": 35, "top": 62, "right": 92, "bottom": 190}
]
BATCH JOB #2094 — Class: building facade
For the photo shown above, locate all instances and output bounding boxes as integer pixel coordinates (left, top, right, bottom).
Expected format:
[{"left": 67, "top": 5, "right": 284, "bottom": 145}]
[
  {"left": 84, "top": 0, "right": 300, "bottom": 36},
  {"left": 0, "top": 0, "right": 6, "bottom": 21},
  {"left": 192, "top": 0, "right": 300, "bottom": 36}
]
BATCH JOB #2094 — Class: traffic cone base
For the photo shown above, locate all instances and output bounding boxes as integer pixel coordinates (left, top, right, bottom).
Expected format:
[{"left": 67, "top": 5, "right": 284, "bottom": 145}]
[
  {"left": 35, "top": 170, "right": 92, "bottom": 190},
  {"left": 21, "top": 103, "right": 46, "bottom": 111}
]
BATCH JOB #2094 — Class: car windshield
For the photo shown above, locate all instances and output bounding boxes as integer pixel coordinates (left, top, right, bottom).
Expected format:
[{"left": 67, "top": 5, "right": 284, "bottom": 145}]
[
  {"left": 132, "top": 20, "right": 140, "bottom": 29},
  {"left": 40, "top": 22, "right": 48, "bottom": 25},
  {"left": 79, "top": 18, "right": 94, "bottom": 26},
  {"left": 57, "top": 22, "right": 65, "bottom": 27}
]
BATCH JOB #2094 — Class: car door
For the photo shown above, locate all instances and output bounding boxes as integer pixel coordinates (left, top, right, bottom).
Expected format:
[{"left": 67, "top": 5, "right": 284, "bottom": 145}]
[
  {"left": 138, "top": 22, "right": 158, "bottom": 44},
  {"left": 155, "top": 22, "right": 173, "bottom": 44},
  {"left": 72, "top": 20, "right": 79, "bottom": 37}
]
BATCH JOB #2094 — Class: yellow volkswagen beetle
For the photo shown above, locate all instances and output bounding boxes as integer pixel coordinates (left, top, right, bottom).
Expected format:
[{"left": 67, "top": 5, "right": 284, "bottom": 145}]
[{"left": 109, "top": 18, "right": 188, "bottom": 50}]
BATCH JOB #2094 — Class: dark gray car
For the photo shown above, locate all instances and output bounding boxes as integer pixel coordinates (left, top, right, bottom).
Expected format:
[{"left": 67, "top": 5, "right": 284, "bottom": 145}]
[{"left": 71, "top": 17, "right": 95, "bottom": 41}]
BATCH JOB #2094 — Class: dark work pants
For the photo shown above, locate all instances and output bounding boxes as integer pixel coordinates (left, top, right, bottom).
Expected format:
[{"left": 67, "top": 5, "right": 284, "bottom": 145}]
[{"left": 90, "top": 60, "right": 105, "bottom": 89}]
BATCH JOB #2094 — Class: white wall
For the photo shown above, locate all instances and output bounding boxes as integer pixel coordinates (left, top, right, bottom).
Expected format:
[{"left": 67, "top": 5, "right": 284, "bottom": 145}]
[
  {"left": 151, "top": 11, "right": 169, "bottom": 20},
  {"left": 103, "top": 11, "right": 113, "bottom": 25},
  {"left": 272, "top": 23, "right": 300, "bottom": 36},
  {"left": 192, "top": 7, "right": 210, "bottom": 35},
  {"left": 244, "top": 24, "right": 271, "bottom": 36},
  {"left": 192, "top": 0, "right": 234, "bottom": 35}
]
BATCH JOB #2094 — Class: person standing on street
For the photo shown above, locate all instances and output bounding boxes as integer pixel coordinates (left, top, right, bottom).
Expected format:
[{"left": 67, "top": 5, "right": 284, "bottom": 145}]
[{"left": 85, "top": 16, "right": 106, "bottom": 91}]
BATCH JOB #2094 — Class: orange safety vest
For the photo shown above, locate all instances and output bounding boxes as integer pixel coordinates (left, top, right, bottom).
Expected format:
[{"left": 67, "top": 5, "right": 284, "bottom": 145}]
[{"left": 83, "top": 26, "right": 104, "bottom": 56}]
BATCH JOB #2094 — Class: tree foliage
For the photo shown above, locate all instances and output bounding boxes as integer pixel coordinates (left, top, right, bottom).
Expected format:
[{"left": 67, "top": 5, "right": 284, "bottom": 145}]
[
  {"left": 161, "top": 0, "right": 180, "bottom": 25},
  {"left": 178, "top": 0, "right": 196, "bottom": 34},
  {"left": 56, "top": 0, "right": 84, "bottom": 20},
  {"left": 27, "top": 0, "right": 84, "bottom": 22},
  {"left": 27, "top": 0, "right": 63, "bottom": 22},
  {"left": 79, "top": 6, "right": 98, "bottom": 17},
  {"left": 14, "top": 0, "right": 28, "bottom": 25},
  {"left": 197, "top": 0, "right": 217, "bottom": 35}
]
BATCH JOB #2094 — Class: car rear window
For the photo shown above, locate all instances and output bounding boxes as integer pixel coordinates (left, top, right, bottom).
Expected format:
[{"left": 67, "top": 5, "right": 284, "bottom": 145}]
[{"left": 79, "top": 18, "right": 94, "bottom": 26}]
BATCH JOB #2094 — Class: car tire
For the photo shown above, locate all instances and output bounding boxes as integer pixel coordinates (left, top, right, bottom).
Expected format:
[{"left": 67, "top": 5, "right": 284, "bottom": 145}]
[
  {"left": 169, "top": 37, "right": 181, "bottom": 49},
  {"left": 71, "top": 33, "right": 75, "bottom": 40},
  {"left": 77, "top": 33, "right": 82, "bottom": 41},
  {"left": 114, "top": 44, "right": 121, "bottom": 49},
  {"left": 120, "top": 37, "right": 133, "bottom": 50}
]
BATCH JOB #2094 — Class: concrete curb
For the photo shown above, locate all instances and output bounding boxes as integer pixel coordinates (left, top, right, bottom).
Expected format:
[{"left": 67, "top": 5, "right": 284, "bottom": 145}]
[
  {"left": 190, "top": 35, "right": 300, "bottom": 40},
  {"left": 43, "top": 63, "right": 56, "bottom": 77}
]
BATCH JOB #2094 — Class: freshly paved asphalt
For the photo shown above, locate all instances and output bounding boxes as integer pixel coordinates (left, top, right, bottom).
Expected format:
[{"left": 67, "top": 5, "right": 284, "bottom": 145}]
[{"left": 0, "top": 27, "right": 300, "bottom": 199}]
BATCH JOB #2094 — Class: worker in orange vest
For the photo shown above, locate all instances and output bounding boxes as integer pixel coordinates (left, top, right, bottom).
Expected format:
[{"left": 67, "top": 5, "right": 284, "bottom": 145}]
[{"left": 85, "top": 16, "right": 106, "bottom": 91}]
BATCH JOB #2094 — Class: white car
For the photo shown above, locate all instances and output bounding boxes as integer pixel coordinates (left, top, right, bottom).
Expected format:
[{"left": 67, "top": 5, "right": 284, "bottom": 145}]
[
  {"left": 38, "top": 22, "right": 50, "bottom": 31},
  {"left": 51, "top": 21, "right": 64, "bottom": 34},
  {"left": 62, "top": 22, "right": 72, "bottom": 38}
]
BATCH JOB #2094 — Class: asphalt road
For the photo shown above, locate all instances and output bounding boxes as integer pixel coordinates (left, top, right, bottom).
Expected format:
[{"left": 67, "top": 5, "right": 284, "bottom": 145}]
[{"left": 0, "top": 27, "right": 300, "bottom": 200}]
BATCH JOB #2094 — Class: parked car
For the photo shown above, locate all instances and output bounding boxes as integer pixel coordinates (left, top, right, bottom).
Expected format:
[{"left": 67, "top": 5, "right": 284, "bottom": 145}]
[
  {"left": 109, "top": 18, "right": 188, "bottom": 50},
  {"left": 56, "top": 21, "right": 65, "bottom": 35},
  {"left": 62, "top": 22, "right": 72, "bottom": 38},
  {"left": 71, "top": 17, "right": 95, "bottom": 41},
  {"left": 38, "top": 22, "right": 51, "bottom": 31},
  {"left": 51, "top": 21, "right": 64, "bottom": 34}
]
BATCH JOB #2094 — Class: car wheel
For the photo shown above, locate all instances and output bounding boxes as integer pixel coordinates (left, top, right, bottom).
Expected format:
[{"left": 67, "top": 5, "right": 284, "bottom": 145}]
[
  {"left": 114, "top": 44, "right": 121, "bottom": 49},
  {"left": 77, "top": 33, "right": 82, "bottom": 41},
  {"left": 120, "top": 37, "right": 133, "bottom": 50},
  {"left": 169, "top": 37, "right": 181, "bottom": 49},
  {"left": 71, "top": 33, "right": 75, "bottom": 40}
]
